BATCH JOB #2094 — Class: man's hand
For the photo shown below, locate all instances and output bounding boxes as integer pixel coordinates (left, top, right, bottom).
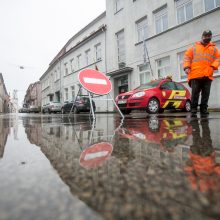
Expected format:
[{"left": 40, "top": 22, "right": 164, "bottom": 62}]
[{"left": 184, "top": 68, "right": 190, "bottom": 75}]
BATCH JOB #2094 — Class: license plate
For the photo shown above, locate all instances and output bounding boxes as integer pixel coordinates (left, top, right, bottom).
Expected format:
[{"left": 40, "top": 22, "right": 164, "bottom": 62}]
[{"left": 118, "top": 100, "right": 127, "bottom": 104}]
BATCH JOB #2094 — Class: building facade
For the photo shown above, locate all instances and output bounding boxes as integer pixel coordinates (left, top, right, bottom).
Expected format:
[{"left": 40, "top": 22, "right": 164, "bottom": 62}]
[
  {"left": 106, "top": 0, "right": 220, "bottom": 108},
  {"left": 40, "top": 12, "right": 109, "bottom": 112},
  {"left": 39, "top": 1, "right": 220, "bottom": 110},
  {"left": 0, "top": 73, "right": 9, "bottom": 113},
  {"left": 24, "top": 81, "right": 41, "bottom": 110}
]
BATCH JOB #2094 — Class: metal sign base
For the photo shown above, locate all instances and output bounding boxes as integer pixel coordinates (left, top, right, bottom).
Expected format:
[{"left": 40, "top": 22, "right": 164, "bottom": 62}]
[{"left": 68, "top": 85, "right": 124, "bottom": 120}]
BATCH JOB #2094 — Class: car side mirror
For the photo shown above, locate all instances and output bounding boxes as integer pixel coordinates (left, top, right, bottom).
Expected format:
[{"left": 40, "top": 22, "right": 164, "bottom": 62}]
[{"left": 160, "top": 85, "right": 165, "bottom": 90}]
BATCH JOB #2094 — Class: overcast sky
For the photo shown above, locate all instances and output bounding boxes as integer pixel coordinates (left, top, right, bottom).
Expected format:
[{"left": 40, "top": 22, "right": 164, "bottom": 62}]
[{"left": 0, "top": 0, "right": 106, "bottom": 106}]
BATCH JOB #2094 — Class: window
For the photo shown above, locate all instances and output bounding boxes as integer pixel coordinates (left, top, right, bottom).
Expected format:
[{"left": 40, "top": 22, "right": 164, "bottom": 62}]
[
  {"left": 85, "top": 49, "right": 91, "bottom": 66},
  {"left": 138, "top": 63, "right": 151, "bottom": 85},
  {"left": 77, "top": 54, "right": 82, "bottom": 69},
  {"left": 64, "top": 63, "right": 68, "bottom": 76},
  {"left": 54, "top": 70, "right": 57, "bottom": 82},
  {"left": 156, "top": 56, "right": 170, "bottom": 78},
  {"left": 115, "top": 0, "right": 123, "bottom": 13},
  {"left": 71, "top": 86, "right": 75, "bottom": 101},
  {"left": 70, "top": 59, "right": 74, "bottom": 72},
  {"left": 175, "top": 82, "right": 185, "bottom": 90},
  {"left": 161, "top": 81, "right": 176, "bottom": 90},
  {"left": 204, "top": 0, "right": 220, "bottom": 12},
  {"left": 95, "top": 43, "right": 101, "bottom": 61},
  {"left": 177, "top": 51, "right": 187, "bottom": 80},
  {"left": 154, "top": 6, "right": 168, "bottom": 34},
  {"left": 136, "top": 17, "right": 148, "bottom": 42},
  {"left": 176, "top": 0, "right": 193, "bottom": 24},
  {"left": 65, "top": 88, "right": 68, "bottom": 101},
  {"left": 116, "top": 30, "right": 126, "bottom": 68}
]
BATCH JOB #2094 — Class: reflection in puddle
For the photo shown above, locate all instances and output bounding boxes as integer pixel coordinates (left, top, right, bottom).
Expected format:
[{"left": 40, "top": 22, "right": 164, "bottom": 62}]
[
  {"left": 19, "top": 115, "right": 220, "bottom": 219},
  {"left": 184, "top": 119, "right": 220, "bottom": 194}
]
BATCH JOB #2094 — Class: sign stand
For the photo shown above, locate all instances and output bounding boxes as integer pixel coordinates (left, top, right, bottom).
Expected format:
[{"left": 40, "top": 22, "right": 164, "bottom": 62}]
[{"left": 68, "top": 69, "right": 124, "bottom": 120}]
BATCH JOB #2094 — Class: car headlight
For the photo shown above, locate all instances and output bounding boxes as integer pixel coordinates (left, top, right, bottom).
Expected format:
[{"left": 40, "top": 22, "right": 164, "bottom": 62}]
[{"left": 132, "top": 91, "right": 145, "bottom": 98}]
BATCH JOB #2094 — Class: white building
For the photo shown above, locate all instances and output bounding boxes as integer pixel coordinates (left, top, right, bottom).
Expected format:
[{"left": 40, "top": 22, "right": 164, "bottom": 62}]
[
  {"left": 106, "top": 0, "right": 220, "bottom": 108},
  {"left": 40, "top": 12, "right": 108, "bottom": 112},
  {"left": 39, "top": 0, "right": 220, "bottom": 110}
]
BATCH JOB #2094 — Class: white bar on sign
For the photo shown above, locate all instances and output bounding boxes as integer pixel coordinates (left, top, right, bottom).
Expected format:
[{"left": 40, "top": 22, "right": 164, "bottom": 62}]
[
  {"left": 84, "top": 77, "right": 107, "bottom": 85},
  {"left": 84, "top": 151, "right": 109, "bottom": 161}
]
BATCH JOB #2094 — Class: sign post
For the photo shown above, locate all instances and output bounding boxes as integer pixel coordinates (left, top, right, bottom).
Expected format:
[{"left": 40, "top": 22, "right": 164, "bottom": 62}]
[{"left": 69, "top": 69, "right": 124, "bottom": 119}]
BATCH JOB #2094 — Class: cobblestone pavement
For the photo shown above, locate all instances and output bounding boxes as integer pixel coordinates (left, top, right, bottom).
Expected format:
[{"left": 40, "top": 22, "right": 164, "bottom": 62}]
[{"left": 0, "top": 112, "right": 220, "bottom": 220}]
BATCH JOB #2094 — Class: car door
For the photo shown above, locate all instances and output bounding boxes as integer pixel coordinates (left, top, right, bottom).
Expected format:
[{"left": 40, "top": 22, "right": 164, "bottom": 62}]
[
  {"left": 160, "top": 81, "right": 177, "bottom": 108},
  {"left": 67, "top": 101, "right": 74, "bottom": 112},
  {"left": 174, "top": 82, "right": 187, "bottom": 108}
]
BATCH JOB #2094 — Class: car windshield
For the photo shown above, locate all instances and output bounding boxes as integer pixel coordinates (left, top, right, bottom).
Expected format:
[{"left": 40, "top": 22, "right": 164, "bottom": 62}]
[{"left": 135, "top": 80, "right": 161, "bottom": 90}]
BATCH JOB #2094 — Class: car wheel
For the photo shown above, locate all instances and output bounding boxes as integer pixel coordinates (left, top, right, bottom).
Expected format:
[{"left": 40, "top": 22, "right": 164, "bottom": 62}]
[
  {"left": 183, "top": 100, "right": 191, "bottom": 112},
  {"left": 147, "top": 116, "right": 160, "bottom": 132},
  {"left": 61, "top": 108, "right": 65, "bottom": 114},
  {"left": 146, "top": 98, "right": 160, "bottom": 114},
  {"left": 48, "top": 109, "right": 51, "bottom": 114},
  {"left": 73, "top": 107, "right": 79, "bottom": 114},
  {"left": 121, "top": 109, "right": 131, "bottom": 115}
]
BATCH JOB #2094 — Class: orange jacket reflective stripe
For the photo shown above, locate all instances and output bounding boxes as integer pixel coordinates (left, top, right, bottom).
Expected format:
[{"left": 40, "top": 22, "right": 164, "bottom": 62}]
[{"left": 183, "top": 42, "right": 220, "bottom": 81}]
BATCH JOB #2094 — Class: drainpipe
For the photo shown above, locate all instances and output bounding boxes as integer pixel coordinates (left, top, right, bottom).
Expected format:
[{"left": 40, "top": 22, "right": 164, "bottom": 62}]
[{"left": 104, "top": 25, "right": 109, "bottom": 112}]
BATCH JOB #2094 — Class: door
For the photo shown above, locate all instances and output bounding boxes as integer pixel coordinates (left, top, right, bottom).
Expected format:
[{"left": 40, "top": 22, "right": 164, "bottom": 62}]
[{"left": 160, "top": 81, "right": 180, "bottom": 109}]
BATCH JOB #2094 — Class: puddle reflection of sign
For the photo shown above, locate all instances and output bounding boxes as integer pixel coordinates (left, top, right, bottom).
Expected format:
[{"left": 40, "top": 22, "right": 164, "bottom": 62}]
[
  {"left": 79, "top": 142, "right": 113, "bottom": 169},
  {"left": 78, "top": 69, "right": 112, "bottom": 95}
]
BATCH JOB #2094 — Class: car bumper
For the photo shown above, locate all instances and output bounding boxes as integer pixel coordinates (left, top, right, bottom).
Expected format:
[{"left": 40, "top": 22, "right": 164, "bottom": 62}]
[{"left": 117, "top": 98, "right": 148, "bottom": 109}]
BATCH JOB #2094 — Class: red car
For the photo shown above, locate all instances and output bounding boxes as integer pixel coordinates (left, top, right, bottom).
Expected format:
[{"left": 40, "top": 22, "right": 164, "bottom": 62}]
[{"left": 115, "top": 78, "right": 191, "bottom": 114}]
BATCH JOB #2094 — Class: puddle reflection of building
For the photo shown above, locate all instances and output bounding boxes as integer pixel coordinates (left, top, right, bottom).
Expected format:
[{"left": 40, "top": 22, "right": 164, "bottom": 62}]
[
  {"left": 184, "top": 118, "right": 220, "bottom": 195},
  {"left": 0, "top": 118, "right": 10, "bottom": 158},
  {"left": 24, "top": 115, "right": 219, "bottom": 219}
]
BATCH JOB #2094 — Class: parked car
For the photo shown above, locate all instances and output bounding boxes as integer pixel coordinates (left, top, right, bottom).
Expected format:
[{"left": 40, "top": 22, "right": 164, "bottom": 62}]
[
  {"left": 61, "top": 96, "right": 96, "bottom": 114},
  {"left": 19, "top": 107, "right": 29, "bottom": 113},
  {"left": 29, "top": 105, "right": 40, "bottom": 113},
  {"left": 42, "top": 101, "right": 62, "bottom": 114},
  {"left": 115, "top": 77, "right": 191, "bottom": 114}
]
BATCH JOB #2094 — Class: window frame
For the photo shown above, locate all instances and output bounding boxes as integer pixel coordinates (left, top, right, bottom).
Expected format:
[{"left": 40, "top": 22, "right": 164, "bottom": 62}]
[
  {"left": 177, "top": 51, "right": 187, "bottom": 81},
  {"left": 156, "top": 56, "right": 171, "bottom": 78},
  {"left": 64, "top": 88, "right": 68, "bottom": 101},
  {"left": 77, "top": 54, "right": 82, "bottom": 69},
  {"left": 85, "top": 49, "right": 91, "bottom": 66},
  {"left": 115, "top": 0, "right": 123, "bottom": 13},
  {"left": 154, "top": 6, "right": 168, "bottom": 34},
  {"left": 94, "top": 43, "right": 102, "bottom": 61},
  {"left": 175, "top": 0, "right": 193, "bottom": 24},
  {"left": 116, "top": 29, "right": 126, "bottom": 66},
  {"left": 204, "top": 0, "right": 220, "bottom": 12},
  {"left": 136, "top": 16, "right": 148, "bottom": 43},
  {"left": 138, "top": 63, "right": 151, "bottom": 85}
]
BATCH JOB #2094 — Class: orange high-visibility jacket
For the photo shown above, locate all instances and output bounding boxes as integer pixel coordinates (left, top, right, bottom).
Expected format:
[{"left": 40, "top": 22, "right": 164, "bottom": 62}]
[{"left": 183, "top": 42, "right": 220, "bottom": 80}]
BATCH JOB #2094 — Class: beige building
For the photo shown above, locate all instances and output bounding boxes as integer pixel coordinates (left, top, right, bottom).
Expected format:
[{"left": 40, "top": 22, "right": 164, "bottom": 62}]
[
  {"left": 24, "top": 81, "right": 41, "bottom": 111},
  {"left": 0, "top": 73, "right": 9, "bottom": 113}
]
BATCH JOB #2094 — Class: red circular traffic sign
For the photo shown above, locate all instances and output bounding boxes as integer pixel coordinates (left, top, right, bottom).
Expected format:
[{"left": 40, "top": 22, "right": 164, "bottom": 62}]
[
  {"left": 79, "top": 142, "right": 113, "bottom": 169},
  {"left": 78, "top": 69, "right": 112, "bottom": 95}
]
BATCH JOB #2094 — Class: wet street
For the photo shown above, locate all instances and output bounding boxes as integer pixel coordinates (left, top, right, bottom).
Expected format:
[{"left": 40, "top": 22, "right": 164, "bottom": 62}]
[{"left": 1, "top": 112, "right": 220, "bottom": 220}]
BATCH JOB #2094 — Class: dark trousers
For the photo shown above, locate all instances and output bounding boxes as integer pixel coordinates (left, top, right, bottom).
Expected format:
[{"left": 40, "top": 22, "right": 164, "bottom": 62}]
[{"left": 190, "top": 77, "right": 212, "bottom": 112}]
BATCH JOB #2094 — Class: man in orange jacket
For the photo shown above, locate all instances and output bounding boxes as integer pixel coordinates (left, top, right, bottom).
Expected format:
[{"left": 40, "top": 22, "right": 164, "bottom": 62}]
[{"left": 183, "top": 30, "right": 220, "bottom": 116}]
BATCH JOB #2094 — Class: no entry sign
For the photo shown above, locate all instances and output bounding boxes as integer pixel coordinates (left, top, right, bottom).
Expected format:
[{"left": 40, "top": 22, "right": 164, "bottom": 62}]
[
  {"left": 78, "top": 69, "right": 112, "bottom": 95},
  {"left": 79, "top": 142, "right": 113, "bottom": 169}
]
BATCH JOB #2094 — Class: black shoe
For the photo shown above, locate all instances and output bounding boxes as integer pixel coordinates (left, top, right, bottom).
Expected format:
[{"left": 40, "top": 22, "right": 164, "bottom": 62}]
[
  {"left": 200, "top": 110, "right": 209, "bottom": 115},
  {"left": 191, "top": 113, "right": 197, "bottom": 117}
]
